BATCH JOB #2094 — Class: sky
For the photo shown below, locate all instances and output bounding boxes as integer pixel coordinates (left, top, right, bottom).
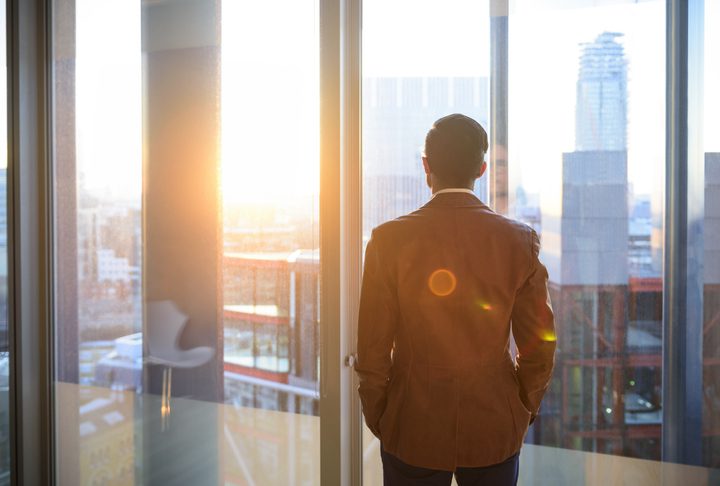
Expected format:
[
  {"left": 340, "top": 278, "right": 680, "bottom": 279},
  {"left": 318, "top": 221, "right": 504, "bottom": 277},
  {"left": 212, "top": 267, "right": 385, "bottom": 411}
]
[
  {"left": 75, "top": 0, "right": 142, "bottom": 201},
  {"left": 363, "top": 0, "right": 668, "bottom": 204},
  {"left": 66, "top": 0, "right": 719, "bottom": 211},
  {"left": 507, "top": 0, "right": 666, "bottom": 217},
  {"left": 221, "top": 0, "right": 319, "bottom": 205},
  {"left": 362, "top": 0, "right": 490, "bottom": 78}
]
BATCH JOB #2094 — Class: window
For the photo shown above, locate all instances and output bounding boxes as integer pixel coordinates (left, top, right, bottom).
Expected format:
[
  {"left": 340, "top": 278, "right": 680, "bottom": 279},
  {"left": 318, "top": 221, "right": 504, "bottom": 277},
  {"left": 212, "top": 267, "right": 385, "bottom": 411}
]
[
  {"left": 0, "top": 1, "right": 8, "bottom": 483},
  {"left": 507, "top": 0, "right": 666, "bottom": 459},
  {"left": 2, "top": 0, "right": 717, "bottom": 483},
  {"left": 361, "top": 0, "right": 490, "bottom": 481},
  {"left": 52, "top": 0, "right": 320, "bottom": 483},
  {"left": 703, "top": 0, "right": 720, "bottom": 469}
]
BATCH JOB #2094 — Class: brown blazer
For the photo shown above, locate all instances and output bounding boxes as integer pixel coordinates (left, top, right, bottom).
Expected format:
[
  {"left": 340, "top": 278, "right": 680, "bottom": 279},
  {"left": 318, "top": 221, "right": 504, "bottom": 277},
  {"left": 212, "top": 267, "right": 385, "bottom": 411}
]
[{"left": 355, "top": 192, "right": 556, "bottom": 471}]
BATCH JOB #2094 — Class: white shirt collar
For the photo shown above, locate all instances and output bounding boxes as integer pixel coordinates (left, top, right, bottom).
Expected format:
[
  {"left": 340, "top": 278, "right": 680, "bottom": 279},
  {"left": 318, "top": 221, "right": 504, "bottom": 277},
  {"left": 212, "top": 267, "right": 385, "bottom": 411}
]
[{"left": 431, "top": 188, "right": 476, "bottom": 199}]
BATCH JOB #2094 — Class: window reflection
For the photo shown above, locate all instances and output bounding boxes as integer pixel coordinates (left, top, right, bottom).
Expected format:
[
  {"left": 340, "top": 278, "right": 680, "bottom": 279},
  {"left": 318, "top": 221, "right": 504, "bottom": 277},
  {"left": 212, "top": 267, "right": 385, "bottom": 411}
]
[
  {"left": 53, "top": 0, "right": 320, "bottom": 483},
  {"left": 0, "top": 2, "right": 8, "bottom": 480},
  {"left": 704, "top": 0, "right": 720, "bottom": 469}
]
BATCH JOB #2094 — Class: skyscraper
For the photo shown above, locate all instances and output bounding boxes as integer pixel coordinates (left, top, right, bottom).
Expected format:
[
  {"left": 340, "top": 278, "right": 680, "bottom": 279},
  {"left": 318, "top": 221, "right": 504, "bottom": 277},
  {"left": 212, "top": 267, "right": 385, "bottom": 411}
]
[
  {"left": 535, "top": 33, "right": 665, "bottom": 459},
  {"left": 575, "top": 32, "right": 627, "bottom": 152},
  {"left": 706, "top": 153, "right": 720, "bottom": 286},
  {"left": 543, "top": 31, "right": 629, "bottom": 288},
  {"left": 704, "top": 153, "right": 720, "bottom": 466}
]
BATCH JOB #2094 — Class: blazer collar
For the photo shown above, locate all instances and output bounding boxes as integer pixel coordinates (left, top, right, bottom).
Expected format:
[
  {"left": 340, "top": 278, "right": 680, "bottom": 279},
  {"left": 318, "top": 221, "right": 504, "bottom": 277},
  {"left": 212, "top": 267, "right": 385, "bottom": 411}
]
[{"left": 421, "top": 191, "right": 490, "bottom": 210}]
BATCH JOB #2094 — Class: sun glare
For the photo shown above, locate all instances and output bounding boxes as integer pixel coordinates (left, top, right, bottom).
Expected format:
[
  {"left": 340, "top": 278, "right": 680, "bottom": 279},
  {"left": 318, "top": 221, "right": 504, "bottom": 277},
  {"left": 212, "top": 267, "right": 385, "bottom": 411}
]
[{"left": 220, "top": 0, "right": 319, "bottom": 207}]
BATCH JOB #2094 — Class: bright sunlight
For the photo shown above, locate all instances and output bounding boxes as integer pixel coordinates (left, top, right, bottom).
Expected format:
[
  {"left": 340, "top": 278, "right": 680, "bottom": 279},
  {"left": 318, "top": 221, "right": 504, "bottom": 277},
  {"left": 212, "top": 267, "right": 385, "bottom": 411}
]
[{"left": 221, "top": 0, "right": 320, "bottom": 206}]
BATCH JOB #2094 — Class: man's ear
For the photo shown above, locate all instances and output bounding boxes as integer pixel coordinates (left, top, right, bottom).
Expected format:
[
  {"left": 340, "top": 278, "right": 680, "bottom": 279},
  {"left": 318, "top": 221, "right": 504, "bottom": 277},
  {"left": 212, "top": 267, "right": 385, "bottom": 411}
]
[
  {"left": 477, "top": 161, "right": 487, "bottom": 179},
  {"left": 422, "top": 156, "right": 431, "bottom": 175}
]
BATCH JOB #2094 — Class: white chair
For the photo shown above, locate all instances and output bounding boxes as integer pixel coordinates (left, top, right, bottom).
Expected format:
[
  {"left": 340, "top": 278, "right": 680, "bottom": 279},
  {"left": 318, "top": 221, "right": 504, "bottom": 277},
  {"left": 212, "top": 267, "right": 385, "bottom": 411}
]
[{"left": 146, "top": 300, "right": 215, "bottom": 430}]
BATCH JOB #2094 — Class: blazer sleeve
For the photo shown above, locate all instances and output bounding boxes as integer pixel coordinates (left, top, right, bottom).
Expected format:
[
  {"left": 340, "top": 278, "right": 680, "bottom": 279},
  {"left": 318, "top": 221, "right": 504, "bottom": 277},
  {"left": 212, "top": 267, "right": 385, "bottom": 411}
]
[
  {"left": 511, "top": 228, "right": 557, "bottom": 418},
  {"left": 355, "top": 230, "right": 398, "bottom": 439}
]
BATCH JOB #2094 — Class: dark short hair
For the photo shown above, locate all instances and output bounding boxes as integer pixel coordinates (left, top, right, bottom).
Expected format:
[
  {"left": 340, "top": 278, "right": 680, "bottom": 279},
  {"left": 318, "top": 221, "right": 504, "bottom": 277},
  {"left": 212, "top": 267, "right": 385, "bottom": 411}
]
[{"left": 424, "top": 114, "right": 489, "bottom": 185}]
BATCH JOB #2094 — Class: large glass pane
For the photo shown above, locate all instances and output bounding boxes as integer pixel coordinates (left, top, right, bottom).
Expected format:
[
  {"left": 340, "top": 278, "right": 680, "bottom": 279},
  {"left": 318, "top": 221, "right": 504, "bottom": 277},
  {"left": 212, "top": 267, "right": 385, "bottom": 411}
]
[
  {"left": 52, "top": 0, "right": 320, "bottom": 483},
  {"left": 0, "top": 2, "right": 8, "bottom": 483},
  {"left": 507, "top": 0, "right": 665, "bottom": 462},
  {"left": 361, "top": 0, "right": 491, "bottom": 483},
  {"left": 357, "top": 0, "right": 720, "bottom": 483},
  {"left": 704, "top": 0, "right": 720, "bottom": 470},
  {"left": 362, "top": 1, "right": 491, "bottom": 233}
]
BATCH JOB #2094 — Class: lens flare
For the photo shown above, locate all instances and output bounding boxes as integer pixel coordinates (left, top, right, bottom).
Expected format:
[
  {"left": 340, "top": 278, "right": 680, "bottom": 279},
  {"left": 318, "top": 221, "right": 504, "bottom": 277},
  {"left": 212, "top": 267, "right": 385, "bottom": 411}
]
[
  {"left": 541, "top": 329, "right": 557, "bottom": 342},
  {"left": 429, "top": 269, "right": 457, "bottom": 297},
  {"left": 475, "top": 299, "right": 493, "bottom": 311}
]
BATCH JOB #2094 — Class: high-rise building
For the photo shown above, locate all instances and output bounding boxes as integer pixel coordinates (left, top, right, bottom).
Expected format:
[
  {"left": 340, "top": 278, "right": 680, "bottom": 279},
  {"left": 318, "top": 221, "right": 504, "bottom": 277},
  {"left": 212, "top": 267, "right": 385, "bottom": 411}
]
[
  {"left": 704, "top": 152, "right": 720, "bottom": 466},
  {"left": 628, "top": 196, "right": 654, "bottom": 276},
  {"left": 363, "top": 77, "right": 489, "bottom": 233},
  {"left": 543, "top": 30, "right": 630, "bottom": 299},
  {"left": 535, "top": 32, "right": 664, "bottom": 459},
  {"left": 706, "top": 153, "right": 720, "bottom": 286},
  {"left": 575, "top": 32, "right": 627, "bottom": 152},
  {"left": 544, "top": 150, "right": 629, "bottom": 286},
  {"left": 222, "top": 250, "right": 319, "bottom": 416}
]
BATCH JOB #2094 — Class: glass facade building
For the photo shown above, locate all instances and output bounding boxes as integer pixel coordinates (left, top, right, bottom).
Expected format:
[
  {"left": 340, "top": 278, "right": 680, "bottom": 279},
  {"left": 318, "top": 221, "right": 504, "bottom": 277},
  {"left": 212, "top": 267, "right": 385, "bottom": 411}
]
[{"left": 575, "top": 32, "right": 628, "bottom": 152}]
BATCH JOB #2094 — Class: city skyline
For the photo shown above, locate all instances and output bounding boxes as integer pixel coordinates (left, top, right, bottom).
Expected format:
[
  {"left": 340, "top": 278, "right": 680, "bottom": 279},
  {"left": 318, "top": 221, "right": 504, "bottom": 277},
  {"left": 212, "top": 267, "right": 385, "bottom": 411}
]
[
  {"left": 34, "top": 1, "right": 720, "bottom": 481},
  {"left": 66, "top": 0, "right": 704, "bottom": 209}
]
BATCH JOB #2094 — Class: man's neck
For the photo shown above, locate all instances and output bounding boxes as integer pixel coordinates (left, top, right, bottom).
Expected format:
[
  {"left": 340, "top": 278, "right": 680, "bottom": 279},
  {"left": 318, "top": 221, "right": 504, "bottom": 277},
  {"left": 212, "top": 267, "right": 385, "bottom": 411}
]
[
  {"left": 431, "top": 188, "right": 476, "bottom": 199},
  {"left": 431, "top": 184, "right": 474, "bottom": 194}
]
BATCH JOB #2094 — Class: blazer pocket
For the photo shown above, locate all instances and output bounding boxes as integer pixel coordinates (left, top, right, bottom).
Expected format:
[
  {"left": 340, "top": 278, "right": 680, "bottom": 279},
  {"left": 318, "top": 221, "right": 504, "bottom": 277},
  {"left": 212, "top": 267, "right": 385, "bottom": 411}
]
[
  {"left": 378, "top": 367, "right": 407, "bottom": 448},
  {"left": 510, "top": 368, "right": 533, "bottom": 415},
  {"left": 505, "top": 384, "right": 532, "bottom": 444}
]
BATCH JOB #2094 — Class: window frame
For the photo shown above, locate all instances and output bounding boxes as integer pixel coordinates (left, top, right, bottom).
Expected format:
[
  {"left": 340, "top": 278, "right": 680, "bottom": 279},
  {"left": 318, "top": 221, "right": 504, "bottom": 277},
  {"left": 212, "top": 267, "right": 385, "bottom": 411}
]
[
  {"left": 662, "top": 0, "right": 705, "bottom": 465},
  {"left": 319, "top": 0, "right": 363, "bottom": 483},
  {"left": 7, "top": 0, "right": 54, "bottom": 484}
]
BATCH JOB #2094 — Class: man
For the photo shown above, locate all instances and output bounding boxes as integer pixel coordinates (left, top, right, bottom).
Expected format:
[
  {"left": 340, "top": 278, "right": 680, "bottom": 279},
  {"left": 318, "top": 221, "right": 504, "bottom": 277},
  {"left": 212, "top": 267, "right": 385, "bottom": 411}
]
[{"left": 355, "top": 114, "right": 556, "bottom": 485}]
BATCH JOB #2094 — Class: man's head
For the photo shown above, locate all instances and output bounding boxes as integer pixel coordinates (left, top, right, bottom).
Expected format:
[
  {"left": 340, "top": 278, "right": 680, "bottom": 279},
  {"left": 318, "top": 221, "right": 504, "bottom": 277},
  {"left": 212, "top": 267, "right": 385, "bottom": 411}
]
[{"left": 422, "top": 114, "right": 488, "bottom": 190}]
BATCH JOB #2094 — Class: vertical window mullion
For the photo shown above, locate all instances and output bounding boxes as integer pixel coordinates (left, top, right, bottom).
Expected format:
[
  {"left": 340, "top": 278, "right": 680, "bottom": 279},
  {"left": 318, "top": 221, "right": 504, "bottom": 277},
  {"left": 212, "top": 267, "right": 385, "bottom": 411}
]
[
  {"left": 320, "top": 0, "right": 362, "bottom": 482},
  {"left": 662, "top": 0, "right": 704, "bottom": 466},
  {"left": 8, "top": 0, "right": 54, "bottom": 484},
  {"left": 342, "top": 0, "right": 362, "bottom": 484},
  {"left": 319, "top": 0, "right": 343, "bottom": 483}
]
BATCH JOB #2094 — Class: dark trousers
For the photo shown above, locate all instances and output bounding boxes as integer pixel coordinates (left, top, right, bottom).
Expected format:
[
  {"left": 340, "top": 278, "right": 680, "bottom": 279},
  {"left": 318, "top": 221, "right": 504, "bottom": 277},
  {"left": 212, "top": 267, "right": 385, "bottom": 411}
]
[{"left": 381, "top": 447, "right": 519, "bottom": 486}]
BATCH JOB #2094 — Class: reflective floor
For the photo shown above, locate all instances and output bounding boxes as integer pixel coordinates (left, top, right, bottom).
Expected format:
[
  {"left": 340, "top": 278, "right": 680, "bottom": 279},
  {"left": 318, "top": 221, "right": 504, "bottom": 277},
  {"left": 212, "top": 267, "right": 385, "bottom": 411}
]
[
  {"left": 56, "top": 382, "right": 718, "bottom": 485},
  {"left": 364, "top": 429, "right": 716, "bottom": 486}
]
